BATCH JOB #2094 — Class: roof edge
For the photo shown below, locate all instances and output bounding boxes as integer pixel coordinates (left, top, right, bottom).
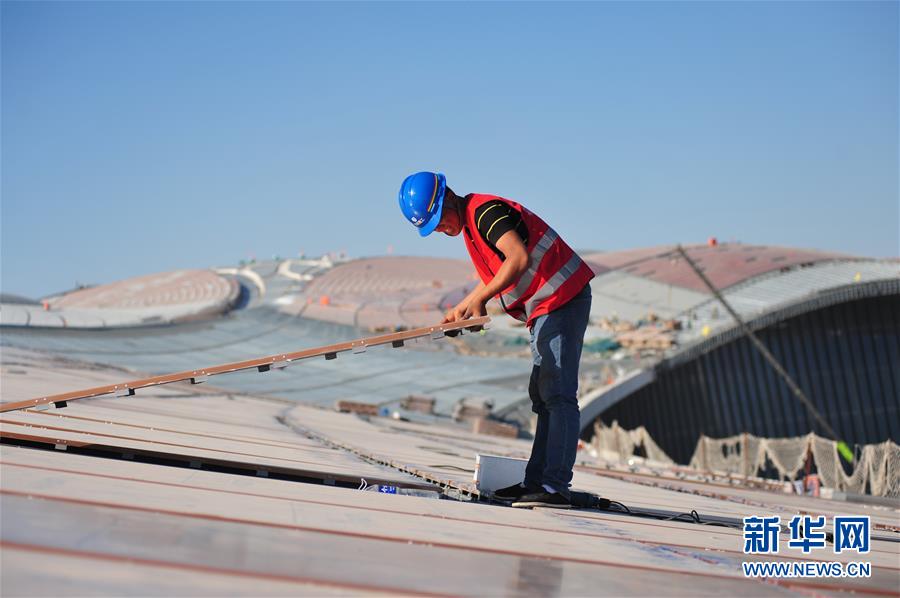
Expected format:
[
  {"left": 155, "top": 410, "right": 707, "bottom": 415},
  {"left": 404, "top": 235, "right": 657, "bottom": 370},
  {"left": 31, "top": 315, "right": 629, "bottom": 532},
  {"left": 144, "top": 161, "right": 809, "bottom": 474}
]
[{"left": 662, "top": 278, "right": 900, "bottom": 371}]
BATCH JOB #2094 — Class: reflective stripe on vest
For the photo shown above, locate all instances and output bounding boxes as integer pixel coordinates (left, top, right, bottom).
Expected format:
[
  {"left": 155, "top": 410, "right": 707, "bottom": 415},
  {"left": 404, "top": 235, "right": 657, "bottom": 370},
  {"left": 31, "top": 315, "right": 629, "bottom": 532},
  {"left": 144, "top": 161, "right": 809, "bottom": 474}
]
[
  {"left": 522, "top": 252, "right": 584, "bottom": 320},
  {"left": 499, "top": 228, "right": 559, "bottom": 307}
]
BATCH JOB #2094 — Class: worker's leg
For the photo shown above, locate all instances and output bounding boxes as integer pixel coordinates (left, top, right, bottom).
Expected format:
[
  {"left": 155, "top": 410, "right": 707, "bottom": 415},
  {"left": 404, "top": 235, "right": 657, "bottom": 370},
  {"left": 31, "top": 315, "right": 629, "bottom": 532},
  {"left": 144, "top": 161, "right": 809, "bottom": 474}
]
[
  {"left": 524, "top": 364, "right": 549, "bottom": 488},
  {"left": 532, "top": 284, "right": 592, "bottom": 498}
]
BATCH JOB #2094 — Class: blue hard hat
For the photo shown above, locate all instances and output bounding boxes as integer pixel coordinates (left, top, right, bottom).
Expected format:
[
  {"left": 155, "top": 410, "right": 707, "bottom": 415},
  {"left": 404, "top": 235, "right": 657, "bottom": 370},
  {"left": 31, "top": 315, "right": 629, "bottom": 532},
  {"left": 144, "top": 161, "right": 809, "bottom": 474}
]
[{"left": 398, "top": 171, "right": 447, "bottom": 237}]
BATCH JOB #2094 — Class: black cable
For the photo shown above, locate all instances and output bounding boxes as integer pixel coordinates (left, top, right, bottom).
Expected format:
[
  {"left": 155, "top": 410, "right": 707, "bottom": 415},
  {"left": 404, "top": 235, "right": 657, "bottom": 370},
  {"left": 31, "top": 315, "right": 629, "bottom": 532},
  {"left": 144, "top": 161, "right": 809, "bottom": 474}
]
[
  {"left": 608, "top": 500, "right": 631, "bottom": 514},
  {"left": 490, "top": 490, "right": 740, "bottom": 531},
  {"left": 600, "top": 500, "right": 743, "bottom": 530}
]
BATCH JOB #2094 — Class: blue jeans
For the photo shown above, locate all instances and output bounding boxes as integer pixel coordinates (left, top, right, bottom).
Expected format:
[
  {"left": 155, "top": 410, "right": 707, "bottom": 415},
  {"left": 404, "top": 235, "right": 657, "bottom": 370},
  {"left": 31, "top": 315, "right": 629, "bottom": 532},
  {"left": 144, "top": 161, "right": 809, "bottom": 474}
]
[{"left": 524, "top": 283, "right": 591, "bottom": 498}]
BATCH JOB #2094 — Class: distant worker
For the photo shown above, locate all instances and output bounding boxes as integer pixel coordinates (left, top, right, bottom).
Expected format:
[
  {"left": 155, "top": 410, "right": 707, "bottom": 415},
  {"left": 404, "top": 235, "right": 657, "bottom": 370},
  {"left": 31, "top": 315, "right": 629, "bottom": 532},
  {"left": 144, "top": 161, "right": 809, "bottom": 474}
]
[{"left": 398, "top": 171, "right": 594, "bottom": 508}]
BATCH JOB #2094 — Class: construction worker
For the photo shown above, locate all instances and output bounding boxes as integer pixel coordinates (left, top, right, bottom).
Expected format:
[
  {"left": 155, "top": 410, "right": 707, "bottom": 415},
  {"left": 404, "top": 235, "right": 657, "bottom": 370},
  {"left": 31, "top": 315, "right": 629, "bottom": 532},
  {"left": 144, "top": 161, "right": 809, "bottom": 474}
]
[{"left": 398, "top": 171, "right": 594, "bottom": 508}]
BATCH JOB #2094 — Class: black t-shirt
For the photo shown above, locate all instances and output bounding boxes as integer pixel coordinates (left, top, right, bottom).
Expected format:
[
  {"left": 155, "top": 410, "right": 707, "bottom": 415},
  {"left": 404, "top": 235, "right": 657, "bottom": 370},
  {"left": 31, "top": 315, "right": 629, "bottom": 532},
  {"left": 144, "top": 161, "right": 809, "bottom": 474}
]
[{"left": 473, "top": 200, "right": 529, "bottom": 260}]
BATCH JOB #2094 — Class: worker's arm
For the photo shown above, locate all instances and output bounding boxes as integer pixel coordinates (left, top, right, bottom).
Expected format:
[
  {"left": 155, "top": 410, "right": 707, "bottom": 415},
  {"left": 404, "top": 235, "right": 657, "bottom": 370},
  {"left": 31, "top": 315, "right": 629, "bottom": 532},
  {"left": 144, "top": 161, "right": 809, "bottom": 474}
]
[{"left": 461, "top": 230, "right": 530, "bottom": 319}]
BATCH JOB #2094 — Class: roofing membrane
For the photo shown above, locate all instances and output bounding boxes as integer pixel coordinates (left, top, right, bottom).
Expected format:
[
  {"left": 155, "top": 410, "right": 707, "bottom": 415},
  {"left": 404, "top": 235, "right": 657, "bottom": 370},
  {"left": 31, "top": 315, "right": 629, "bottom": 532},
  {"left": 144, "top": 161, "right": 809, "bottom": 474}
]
[{"left": 2, "top": 348, "right": 897, "bottom": 596}]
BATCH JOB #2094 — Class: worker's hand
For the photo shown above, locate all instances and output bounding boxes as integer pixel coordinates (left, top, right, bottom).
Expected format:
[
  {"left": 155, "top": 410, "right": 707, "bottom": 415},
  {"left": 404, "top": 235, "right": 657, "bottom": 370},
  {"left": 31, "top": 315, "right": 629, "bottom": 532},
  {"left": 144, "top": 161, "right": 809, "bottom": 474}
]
[
  {"left": 442, "top": 303, "right": 467, "bottom": 324},
  {"left": 462, "top": 300, "right": 487, "bottom": 320}
]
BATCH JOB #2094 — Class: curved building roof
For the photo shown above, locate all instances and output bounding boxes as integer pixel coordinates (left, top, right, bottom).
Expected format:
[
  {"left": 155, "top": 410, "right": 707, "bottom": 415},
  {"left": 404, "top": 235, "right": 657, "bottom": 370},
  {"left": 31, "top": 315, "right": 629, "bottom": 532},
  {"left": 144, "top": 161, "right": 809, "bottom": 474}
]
[
  {"left": 584, "top": 243, "right": 853, "bottom": 294},
  {"left": 1, "top": 270, "right": 239, "bottom": 328},
  {"left": 292, "top": 256, "right": 479, "bottom": 329},
  {"left": 583, "top": 243, "right": 880, "bottom": 324},
  {"left": 302, "top": 256, "right": 475, "bottom": 299},
  {"left": 286, "top": 245, "right": 891, "bottom": 338},
  {"left": 578, "top": 244, "right": 898, "bottom": 433},
  {"left": 50, "top": 269, "right": 236, "bottom": 310}
]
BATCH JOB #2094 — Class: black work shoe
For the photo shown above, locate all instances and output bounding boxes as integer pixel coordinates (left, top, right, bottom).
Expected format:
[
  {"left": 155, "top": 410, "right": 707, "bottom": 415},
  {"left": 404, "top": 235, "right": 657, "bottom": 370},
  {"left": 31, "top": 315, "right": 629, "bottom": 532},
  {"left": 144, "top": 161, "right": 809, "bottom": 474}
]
[
  {"left": 492, "top": 482, "right": 533, "bottom": 502},
  {"left": 511, "top": 491, "right": 572, "bottom": 509}
]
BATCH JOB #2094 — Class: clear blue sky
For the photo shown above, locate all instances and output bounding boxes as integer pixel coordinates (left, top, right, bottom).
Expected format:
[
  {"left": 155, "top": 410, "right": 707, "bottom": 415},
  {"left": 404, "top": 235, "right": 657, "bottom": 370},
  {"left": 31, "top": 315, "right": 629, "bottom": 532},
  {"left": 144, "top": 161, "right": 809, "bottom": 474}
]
[{"left": 2, "top": 1, "right": 897, "bottom": 298}]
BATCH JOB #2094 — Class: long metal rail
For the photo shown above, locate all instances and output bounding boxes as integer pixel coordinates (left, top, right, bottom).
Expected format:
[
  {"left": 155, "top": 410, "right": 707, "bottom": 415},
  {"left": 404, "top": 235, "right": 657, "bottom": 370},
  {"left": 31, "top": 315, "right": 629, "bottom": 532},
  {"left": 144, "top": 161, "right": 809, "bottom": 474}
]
[{"left": 0, "top": 317, "right": 490, "bottom": 414}]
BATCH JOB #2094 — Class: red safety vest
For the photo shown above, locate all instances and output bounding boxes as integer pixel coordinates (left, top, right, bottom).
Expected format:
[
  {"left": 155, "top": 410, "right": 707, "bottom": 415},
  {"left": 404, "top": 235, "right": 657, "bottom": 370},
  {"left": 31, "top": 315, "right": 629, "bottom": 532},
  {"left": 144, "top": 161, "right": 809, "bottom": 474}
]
[{"left": 462, "top": 194, "right": 594, "bottom": 326}]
